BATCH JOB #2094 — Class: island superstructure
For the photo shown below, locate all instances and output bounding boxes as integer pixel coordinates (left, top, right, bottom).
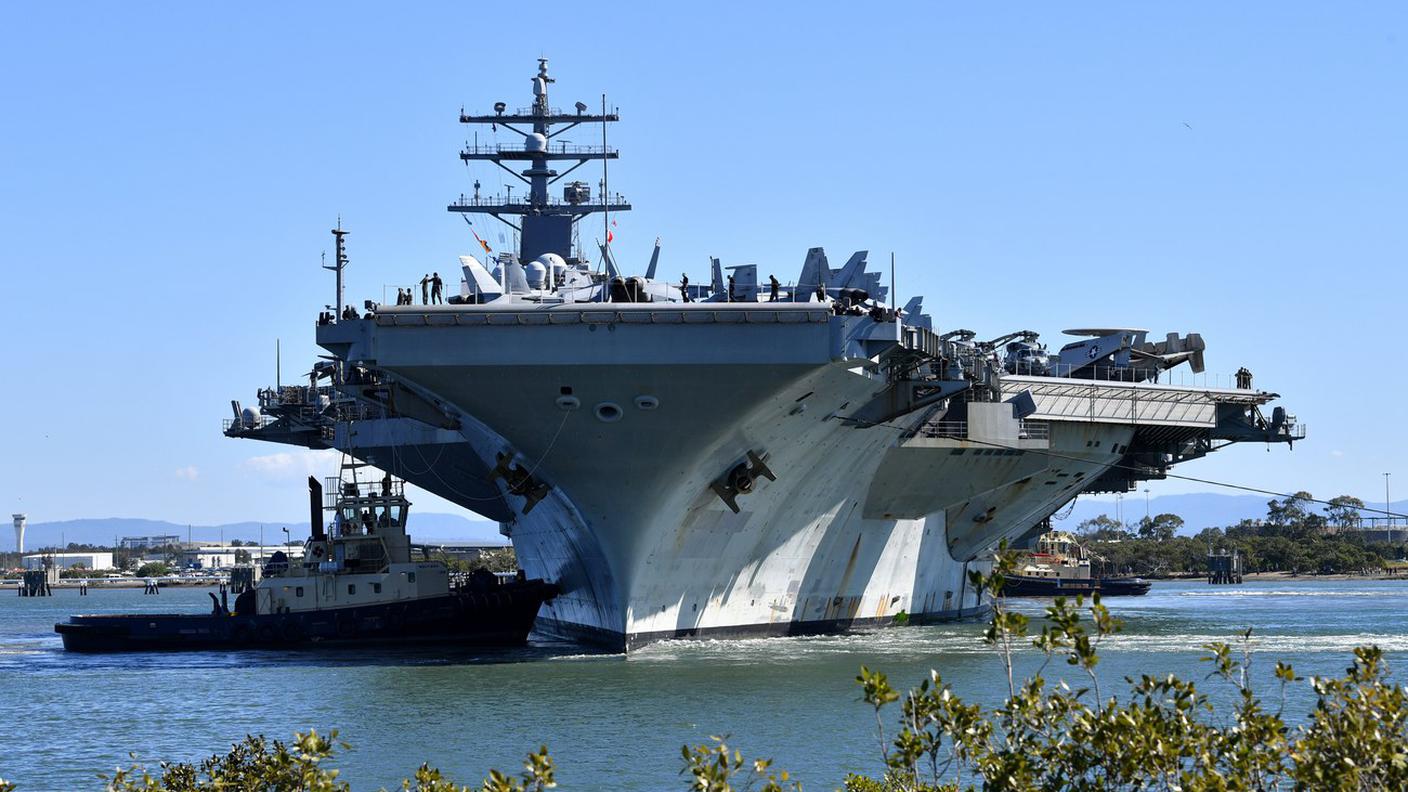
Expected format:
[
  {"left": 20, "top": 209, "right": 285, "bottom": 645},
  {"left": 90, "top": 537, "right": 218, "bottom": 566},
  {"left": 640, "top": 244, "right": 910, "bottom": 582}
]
[{"left": 227, "top": 60, "right": 1302, "bottom": 651}]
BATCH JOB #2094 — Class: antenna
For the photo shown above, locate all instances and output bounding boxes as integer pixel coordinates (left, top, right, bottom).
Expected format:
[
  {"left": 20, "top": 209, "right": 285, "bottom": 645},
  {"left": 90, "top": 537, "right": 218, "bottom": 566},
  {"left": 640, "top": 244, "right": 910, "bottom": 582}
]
[
  {"left": 324, "top": 219, "right": 349, "bottom": 318},
  {"left": 276, "top": 338, "right": 281, "bottom": 390},
  {"left": 602, "top": 92, "right": 610, "bottom": 258},
  {"left": 891, "top": 252, "right": 899, "bottom": 342},
  {"left": 601, "top": 93, "right": 611, "bottom": 303}
]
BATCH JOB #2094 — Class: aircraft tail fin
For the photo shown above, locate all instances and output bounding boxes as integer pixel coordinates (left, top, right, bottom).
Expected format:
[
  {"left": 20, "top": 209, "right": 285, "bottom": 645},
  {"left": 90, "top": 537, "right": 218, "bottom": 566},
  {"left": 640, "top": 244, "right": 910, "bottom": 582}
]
[
  {"left": 793, "top": 247, "right": 830, "bottom": 301},
  {"left": 645, "top": 237, "right": 661, "bottom": 280}
]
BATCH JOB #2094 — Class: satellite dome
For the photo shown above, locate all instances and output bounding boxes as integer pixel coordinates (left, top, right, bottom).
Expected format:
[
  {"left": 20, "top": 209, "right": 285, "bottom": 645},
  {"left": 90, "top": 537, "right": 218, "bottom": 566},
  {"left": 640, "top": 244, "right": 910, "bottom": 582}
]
[
  {"left": 525, "top": 133, "right": 548, "bottom": 153},
  {"left": 240, "top": 406, "right": 262, "bottom": 429},
  {"left": 533, "top": 253, "right": 567, "bottom": 288},
  {"left": 536, "top": 252, "right": 567, "bottom": 271},
  {"left": 525, "top": 261, "right": 547, "bottom": 289}
]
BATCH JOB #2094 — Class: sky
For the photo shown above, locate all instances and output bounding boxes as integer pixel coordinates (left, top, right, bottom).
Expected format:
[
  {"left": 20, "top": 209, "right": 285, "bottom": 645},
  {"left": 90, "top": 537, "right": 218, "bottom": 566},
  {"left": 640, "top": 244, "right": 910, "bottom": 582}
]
[{"left": 2, "top": 2, "right": 1405, "bottom": 526}]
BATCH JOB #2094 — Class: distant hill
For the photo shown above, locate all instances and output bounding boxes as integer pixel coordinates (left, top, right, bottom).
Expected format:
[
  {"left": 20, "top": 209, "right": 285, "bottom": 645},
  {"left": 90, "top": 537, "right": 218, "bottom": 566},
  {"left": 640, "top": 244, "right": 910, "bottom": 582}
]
[
  {"left": 22, "top": 513, "right": 506, "bottom": 549},
  {"left": 1057, "top": 493, "right": 1404, "bottom": 535}
]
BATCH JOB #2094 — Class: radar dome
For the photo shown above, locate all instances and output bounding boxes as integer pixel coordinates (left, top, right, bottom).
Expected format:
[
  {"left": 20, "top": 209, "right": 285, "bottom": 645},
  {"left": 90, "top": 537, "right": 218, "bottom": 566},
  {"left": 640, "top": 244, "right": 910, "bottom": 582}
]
[
  {"left": 240, "top": 406, "right": 262, "bottom": 429},
  {"left": 525, "top": 261, "right": 547, "bottom": 289},
  {"left": 534, "top": 253, "right": 567, "bottom": 287},
  {"left": 525, "top": 133, "right": 548, "bottom": 153},
  {"left": 536, "top": 252, "right": 567, "bottom": 271}
]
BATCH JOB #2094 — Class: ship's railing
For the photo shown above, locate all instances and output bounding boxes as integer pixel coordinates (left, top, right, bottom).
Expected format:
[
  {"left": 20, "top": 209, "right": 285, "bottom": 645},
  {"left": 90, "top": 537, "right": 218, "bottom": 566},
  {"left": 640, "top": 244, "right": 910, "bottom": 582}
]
[
  {"left": 1020, "top": 421, "right": 1051, "bottom": 439},
  {"left": 450, "top": 192, "right": 630, "bottom": 209},
  {"left": 916, "top": 420, "right": 1050, "bottom": 441},
  {"left": 921, "top": 421, "right": 968, "bottom": 438},
  {"left": 223, "top": 415, "right": 276, "bottom": 432},
  {"left": 257, "top": 384, "right": 336, "bottom": 409},
  {"left": 462, "top": 143, "right": 617, "bottom": 156},
  {"left": 1019, "top": 362, "right": 1257, "bottom": 390},
  {"left": 325, "top": 477, "right": 406, "bottom": 505}
]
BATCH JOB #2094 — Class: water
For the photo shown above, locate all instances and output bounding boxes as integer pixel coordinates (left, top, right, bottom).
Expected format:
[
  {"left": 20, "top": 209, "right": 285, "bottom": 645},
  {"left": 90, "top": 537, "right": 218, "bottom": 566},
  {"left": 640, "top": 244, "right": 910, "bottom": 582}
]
[{"left": 2, "top": 579, "right": 1405, "bottom": 790}]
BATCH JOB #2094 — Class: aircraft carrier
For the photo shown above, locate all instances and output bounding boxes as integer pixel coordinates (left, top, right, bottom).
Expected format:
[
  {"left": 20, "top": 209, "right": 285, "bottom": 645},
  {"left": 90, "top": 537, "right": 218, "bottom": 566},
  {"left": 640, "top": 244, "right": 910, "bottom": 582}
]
[{"left": 226, "top": 60, "right": 1303, "bottom": 651}]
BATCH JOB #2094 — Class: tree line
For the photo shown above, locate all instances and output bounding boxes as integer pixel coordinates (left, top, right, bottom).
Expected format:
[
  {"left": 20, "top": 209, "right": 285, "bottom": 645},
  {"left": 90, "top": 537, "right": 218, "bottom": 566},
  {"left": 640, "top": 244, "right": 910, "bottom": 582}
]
[{"left": 1070, "top": 492, "right": 1403, "bottom": 576}]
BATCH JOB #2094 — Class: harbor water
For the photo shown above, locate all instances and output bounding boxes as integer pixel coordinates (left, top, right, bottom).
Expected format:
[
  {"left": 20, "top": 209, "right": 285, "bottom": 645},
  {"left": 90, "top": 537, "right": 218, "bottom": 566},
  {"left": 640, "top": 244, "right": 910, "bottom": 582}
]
[{"left": 2, "top": 579, "right": 1406, "bottom": 790}]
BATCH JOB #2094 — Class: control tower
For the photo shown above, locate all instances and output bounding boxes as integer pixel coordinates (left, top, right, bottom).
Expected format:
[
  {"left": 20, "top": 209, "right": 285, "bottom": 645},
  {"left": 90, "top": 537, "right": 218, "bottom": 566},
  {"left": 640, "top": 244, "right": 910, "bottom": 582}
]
[{"left": 13, "top": 514, "right": 25, "bottom": 554}]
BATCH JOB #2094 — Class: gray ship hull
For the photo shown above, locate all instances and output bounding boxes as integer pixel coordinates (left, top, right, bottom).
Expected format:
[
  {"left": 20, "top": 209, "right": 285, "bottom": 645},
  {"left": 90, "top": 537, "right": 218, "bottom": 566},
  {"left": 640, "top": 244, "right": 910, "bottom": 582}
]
[
  {"left": 226, "top": 61, "right": 1300, "bottom": 651},
  {"left": 309, "top": 306, "right": 1158, "bottom": 651}
]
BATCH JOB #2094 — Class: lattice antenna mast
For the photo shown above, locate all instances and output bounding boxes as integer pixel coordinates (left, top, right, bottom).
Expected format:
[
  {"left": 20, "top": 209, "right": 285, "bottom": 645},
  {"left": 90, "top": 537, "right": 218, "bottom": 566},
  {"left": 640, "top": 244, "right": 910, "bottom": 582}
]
[
  {"left": 324, "top": 219, "right": 349, "bottom": 318},
  {"left": 449, "top": 59, "right": 630, "bottom": 264}
]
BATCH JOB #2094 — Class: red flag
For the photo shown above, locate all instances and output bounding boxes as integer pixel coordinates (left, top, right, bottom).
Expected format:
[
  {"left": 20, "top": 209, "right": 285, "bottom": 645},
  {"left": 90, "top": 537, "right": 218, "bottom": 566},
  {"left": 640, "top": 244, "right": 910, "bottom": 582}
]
[{"left": 607, "top": 229, "right": 614, "bottom": 243}]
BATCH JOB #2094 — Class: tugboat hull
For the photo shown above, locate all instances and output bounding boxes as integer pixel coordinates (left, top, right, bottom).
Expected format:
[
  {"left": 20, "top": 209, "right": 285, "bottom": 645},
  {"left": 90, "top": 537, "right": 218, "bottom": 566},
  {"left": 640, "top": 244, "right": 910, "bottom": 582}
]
[
  {"left": 1002, "top": 575, "right": 1150, "bottom": 598},
  {"left": 55, "top": 583, "right": 555, "bottom": 652}
]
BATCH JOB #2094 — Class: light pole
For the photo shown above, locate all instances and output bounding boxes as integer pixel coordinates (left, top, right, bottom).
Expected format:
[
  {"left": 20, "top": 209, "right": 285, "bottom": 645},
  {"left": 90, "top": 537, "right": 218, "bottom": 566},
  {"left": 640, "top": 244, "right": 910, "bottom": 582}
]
[
  {"left": 1385, "top": 473, "right": 1392, "bottom": 529},
  {"left": 1144, "top": 488, "right": 1151, "bottom": 523}
]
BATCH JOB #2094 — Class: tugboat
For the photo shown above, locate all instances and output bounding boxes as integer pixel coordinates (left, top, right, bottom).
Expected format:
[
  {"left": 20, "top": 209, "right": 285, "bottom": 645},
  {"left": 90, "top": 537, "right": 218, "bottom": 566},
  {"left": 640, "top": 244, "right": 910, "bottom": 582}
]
[
  {"left": 1002, "top": 530, "right": 1150, "bottom": 597},
  {"left": 55, "top": 459, "right": 557, "bottom": 652}
]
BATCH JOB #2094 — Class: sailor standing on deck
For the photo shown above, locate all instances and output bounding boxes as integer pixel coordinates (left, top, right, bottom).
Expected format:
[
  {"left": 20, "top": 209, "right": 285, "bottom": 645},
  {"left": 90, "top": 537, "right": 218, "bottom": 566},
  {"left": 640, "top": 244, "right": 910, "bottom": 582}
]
[
  {"left": 420, "top": 274, "right": 431, "bottom": 305},
  {"left": 431, "top": 272, "right": 444, "bottom": 304},
  {"left": 727, "top": 274, "right": 736, "bottom": 302},
  {"left": 768, "top": 274, "right": 780, "bottom": 302},
  {"left": 680, "top": 273, "right": 691, "bottom": 302}
]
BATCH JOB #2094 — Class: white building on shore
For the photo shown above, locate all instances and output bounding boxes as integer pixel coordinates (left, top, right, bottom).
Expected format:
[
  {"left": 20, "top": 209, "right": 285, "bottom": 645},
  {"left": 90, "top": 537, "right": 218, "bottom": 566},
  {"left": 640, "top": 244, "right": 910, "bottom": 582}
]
[
  {"left": 181, "top": 545, "right": 298, "bottom": 569},
  {"left": 23, "top": 552, "right": 115, "bottom": 571}
]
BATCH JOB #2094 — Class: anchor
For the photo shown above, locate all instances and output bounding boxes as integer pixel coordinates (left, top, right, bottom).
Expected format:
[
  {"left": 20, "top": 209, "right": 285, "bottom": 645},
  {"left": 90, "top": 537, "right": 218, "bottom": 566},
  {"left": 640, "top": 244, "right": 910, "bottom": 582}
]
[
  {"left": 710, "top": 450, "right": 776, "bottom": 514},
  {"left": 489, "top": 451, "right": 552, "bottom": 514}
]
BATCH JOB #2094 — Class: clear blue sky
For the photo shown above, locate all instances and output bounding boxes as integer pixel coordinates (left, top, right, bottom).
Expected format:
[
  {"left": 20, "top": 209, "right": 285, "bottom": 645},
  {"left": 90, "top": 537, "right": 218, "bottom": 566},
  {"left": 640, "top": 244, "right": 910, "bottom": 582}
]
[{"left": 3, "top": 2, "right": 1404, "bottom": 525}]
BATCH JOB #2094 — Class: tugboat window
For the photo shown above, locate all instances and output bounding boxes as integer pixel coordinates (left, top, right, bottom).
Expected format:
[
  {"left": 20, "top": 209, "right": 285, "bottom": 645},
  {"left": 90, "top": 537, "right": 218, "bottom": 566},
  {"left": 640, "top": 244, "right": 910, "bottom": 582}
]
[
  {"left": 408, "top": 572, "right": 416, "bottom": 583},
  {"left": 295, "top": 587, "right": 304, "bottom": 597},
  {"left": 373, "top": 583, "right": 382, "bottom": 594},
  {"left": 348, "top": 584, "right": 356, "bottom": 595}
]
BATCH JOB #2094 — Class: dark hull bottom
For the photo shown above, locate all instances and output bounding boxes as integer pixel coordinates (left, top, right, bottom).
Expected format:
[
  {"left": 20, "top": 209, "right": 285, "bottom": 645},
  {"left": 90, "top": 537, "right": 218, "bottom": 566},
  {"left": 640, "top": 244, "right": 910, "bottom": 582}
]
[
  {"left": 1002, "top": 576, "right": 1152, "bottom": 598},
  {"left": 55, "top": 583, "right": 555, "bottom": 653},
  {"left": 538, "top": 603, "right": 993, "bottom": 653}
]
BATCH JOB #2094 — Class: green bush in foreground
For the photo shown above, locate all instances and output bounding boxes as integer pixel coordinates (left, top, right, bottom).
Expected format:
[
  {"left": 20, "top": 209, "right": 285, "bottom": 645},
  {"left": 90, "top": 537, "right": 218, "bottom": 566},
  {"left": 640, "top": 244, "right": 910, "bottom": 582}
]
[{"left": 2, "top": 545, "right": 1404, "bottom": 790}]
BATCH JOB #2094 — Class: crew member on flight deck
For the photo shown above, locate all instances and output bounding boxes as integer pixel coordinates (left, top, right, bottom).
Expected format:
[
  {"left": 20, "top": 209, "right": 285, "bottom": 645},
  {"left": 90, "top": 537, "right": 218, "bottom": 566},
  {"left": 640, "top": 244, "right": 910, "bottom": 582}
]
[{"left": 431, "top": 272, "right": 444, "bottom": 304}]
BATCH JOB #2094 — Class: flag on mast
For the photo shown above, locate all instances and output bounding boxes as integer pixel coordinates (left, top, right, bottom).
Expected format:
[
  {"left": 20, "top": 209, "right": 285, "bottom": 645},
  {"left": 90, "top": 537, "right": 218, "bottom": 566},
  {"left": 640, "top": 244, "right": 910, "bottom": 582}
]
[{"left": 462, "top": 216, "right": 493, "bottom": 253}]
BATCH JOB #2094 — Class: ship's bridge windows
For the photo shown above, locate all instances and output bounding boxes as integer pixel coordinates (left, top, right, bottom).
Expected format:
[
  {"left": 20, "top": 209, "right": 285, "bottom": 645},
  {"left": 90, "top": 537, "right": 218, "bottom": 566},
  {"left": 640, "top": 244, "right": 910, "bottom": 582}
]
[{"left": 348, "top": 584, "right": 356, "bottom": 595}]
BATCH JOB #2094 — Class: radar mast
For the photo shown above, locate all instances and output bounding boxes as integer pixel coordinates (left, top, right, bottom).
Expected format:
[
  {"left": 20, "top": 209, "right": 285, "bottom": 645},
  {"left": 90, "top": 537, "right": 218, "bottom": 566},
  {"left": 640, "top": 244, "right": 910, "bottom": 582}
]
[{"left": 450, "top": 59, "right": 630, "bottom": 264}]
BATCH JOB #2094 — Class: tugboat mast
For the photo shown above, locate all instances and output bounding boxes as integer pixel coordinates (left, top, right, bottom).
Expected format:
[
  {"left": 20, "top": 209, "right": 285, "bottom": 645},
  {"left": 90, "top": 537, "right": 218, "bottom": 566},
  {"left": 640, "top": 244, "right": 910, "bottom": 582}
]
[{"left": 449, "top": 58, "right": 630, "bottom": 263}]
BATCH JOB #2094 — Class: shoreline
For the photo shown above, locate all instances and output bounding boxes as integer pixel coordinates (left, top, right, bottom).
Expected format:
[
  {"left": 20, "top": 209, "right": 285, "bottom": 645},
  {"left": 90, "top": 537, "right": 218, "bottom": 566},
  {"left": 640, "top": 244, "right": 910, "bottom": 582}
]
[
  {"left": 1, "top": 579, "right": 221, "bottom": 589},
  {"left": 1147, "top": 570, "right": 1407, "bottom": 583}
]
